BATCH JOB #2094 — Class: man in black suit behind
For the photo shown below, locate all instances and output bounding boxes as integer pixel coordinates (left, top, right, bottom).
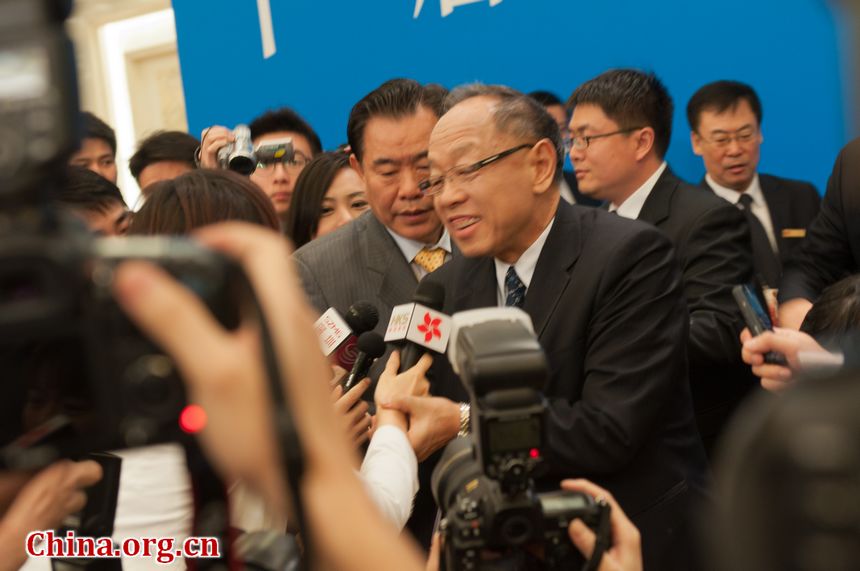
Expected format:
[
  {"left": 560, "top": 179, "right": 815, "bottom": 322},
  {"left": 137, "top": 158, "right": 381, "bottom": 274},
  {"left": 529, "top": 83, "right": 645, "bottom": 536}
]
[
  {"left": 687, "top": 80, "right": 820, "bottom": 291},
  {"left": 567, "top": 69, "right": 756, "bottom": 456},
  {"left": 388, "top": 84, "right": 707, "bottom": 570}
]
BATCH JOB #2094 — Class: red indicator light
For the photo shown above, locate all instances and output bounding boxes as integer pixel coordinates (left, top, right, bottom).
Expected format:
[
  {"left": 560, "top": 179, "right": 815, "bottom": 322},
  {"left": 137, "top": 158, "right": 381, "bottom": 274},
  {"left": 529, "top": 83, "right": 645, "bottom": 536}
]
[
  {"left": 529, "top": 448, "right": 540, "bottom": 459},
  {"left": 179, "top": 404, "right": 207, "bottom": 434}
]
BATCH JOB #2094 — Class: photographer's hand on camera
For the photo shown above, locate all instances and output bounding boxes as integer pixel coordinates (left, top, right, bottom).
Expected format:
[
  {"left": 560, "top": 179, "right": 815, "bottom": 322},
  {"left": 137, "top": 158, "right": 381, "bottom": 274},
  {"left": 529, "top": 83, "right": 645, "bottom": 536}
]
[
  {"left": 562, "top": 479, "right": 642, "bottom": 571},
  {"left": 0, "top": 460, "right": 102, "bottom": 571},
  {"left": 198, "top": 125, "right": 235, "bottom": 169},
  {"left": 113, "top": 222, "right": 426, "bottom": 571}
]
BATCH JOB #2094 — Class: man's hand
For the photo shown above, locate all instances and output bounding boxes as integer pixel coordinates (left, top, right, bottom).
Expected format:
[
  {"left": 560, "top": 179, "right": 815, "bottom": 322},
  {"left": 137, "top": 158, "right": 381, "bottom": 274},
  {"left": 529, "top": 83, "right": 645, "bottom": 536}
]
[
  {"left": 562, "top": 479, "right": 642, "bottom": 571},
  {"left": 740, "top": 327, "right": 829, "bottom": 391},
  {"left": 0, "top": 460, "right": 102, "bottom": 571},
  {"left": 331, "top": 379, "right": 372, "bottom": 448},
  {"left": 381, "top": 396, "right": 460, "bottom": 461},
  {"left": 198, "top": 125, "right": 234, "bottom": 169},
  {"left": 777, "top": 298, "right": 813, "bottom": 330}
]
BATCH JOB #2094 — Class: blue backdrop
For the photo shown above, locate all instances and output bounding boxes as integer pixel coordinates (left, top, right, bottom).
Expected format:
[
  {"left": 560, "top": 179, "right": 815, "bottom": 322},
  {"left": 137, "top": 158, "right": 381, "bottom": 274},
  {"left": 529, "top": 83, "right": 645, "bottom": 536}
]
[{"left": 172, "top": 0, "right": 850, "bottom": 191}]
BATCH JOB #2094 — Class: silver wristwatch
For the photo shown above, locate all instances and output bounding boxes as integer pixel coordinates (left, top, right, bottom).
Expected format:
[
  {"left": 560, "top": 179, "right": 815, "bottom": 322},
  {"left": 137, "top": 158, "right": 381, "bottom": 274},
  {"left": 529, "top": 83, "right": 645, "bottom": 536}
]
[{"left": 457, "top": 402, "right": 471, "bottom": 437}]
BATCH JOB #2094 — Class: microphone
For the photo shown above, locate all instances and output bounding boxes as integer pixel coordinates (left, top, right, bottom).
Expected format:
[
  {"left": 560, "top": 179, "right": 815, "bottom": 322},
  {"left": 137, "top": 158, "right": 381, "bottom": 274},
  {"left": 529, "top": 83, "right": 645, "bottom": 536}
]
[
  {"left": 314, "top": 301, "right": 379, "bottom": 369},
  {"left": 343, "top": 331, "right": 386, "bottom": 391},
  {"left": 384, "top": 280, "right": 451, "bottom": 373}
]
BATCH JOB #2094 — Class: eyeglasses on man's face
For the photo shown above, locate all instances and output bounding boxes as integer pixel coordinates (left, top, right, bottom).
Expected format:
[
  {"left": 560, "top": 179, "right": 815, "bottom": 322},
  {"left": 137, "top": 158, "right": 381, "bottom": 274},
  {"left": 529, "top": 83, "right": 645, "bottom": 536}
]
[
  {"left": 697, "top": 126, "right": 758, "bottom": 149},
  {"left": 418, "top": 142, "right": 536, "bottom": 196},
  {"left": 563, "top": 127, "right": 645, "bottom": 153},
  {"left": 255, "top": 155, "right": 311, "bottom": 175}
]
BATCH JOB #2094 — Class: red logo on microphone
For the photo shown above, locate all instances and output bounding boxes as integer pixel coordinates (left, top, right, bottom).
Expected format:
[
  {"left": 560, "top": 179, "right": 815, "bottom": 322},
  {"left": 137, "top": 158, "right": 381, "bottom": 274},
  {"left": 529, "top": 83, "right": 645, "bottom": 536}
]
[{"left": 417, "top": 312, "right": 442, "bottom": 342}]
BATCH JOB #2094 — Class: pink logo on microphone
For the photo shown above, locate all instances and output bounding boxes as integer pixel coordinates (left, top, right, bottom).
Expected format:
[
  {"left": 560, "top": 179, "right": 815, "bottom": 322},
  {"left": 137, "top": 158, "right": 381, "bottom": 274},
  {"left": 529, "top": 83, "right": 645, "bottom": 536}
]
[{"left": 417, "top": 312, "right": 442, "bottom": 342}]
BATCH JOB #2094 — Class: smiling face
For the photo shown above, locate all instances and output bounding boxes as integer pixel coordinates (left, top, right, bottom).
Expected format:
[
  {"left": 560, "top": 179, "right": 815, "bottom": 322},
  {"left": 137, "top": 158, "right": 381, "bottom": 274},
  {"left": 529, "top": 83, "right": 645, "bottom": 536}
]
[
  {"left": 691, "top": 99, "right": 762, "bottom": 191},
  {"left": 351, "top": 107, "right": 442, "bottom": 244},
  {"left": 429, "top": 96, "right": 558, "bottom": 263}
]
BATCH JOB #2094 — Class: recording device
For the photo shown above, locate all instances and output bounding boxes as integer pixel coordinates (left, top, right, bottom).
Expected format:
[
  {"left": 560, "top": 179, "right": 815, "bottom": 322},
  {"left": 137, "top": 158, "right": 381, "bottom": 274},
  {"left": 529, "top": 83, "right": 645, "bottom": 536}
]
[
  {"left": 385, "top": 281, "right": 450, "bottom": 373},
  {"left": 0, "top": 1, "right": 313, "bottom": 568},
  {"left": 314, "top": 301, "right": 379, "bottom": 369},
  {"left": 216, "top": 124, "right": 256, "bottom": 175},
  {"left": 432, "top": 308, "right": 610, "bottom": 571},
  {"left": 255, "top": 137, "right": 297, "bottom": 167},
  {"left": 732, "top": 284, "right": 788, "bottom": 366},
  {"left": 344, "top": 331, "right": 385, "bottom": 391}
]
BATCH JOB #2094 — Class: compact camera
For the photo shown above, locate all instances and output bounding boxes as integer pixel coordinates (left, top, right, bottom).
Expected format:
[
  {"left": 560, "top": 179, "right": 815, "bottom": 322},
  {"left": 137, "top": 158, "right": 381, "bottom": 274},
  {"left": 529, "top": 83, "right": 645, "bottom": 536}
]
[{"left": 216, "top": 124, "right": 297, "bottom": 176}]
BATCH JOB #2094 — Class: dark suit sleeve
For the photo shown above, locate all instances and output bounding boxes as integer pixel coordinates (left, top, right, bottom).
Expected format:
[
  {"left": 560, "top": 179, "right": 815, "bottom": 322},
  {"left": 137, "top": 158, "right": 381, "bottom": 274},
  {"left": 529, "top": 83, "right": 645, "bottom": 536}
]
[
  {"left": 780, "top": 148, "right": 854, "bottom": 302},
  {"left": 543, "top": 227, "right": 690, "bottom": 474},
  {"left": 680, "top": 203, "right": 752, "bottom": 369},
  {"left": 292, "top": 253, "right": 329, "bottom": 314}
]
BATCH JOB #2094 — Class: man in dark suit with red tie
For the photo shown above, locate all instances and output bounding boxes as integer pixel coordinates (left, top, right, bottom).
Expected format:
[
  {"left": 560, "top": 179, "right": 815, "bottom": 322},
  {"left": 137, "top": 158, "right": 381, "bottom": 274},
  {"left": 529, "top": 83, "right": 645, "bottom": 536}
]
[
  {"left": 400, "top": 83, "right": 707, "bottom": 571},
  {"left": 687, "top": 80, "right": 821, "bottom": 293}
]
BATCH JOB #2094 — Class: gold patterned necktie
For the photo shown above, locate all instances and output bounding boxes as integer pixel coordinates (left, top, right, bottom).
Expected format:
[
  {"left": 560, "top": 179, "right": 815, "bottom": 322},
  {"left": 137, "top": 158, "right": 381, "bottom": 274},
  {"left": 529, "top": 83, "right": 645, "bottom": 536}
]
[{"left": 413, "top": 247, "right": 447, "bottom": 273}]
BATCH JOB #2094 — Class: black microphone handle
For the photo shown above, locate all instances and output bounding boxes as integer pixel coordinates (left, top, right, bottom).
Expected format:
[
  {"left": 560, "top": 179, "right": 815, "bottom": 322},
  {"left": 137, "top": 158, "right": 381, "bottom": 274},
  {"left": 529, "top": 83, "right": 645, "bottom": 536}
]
[
  {"left": 398, "top": 341, "right": 426, "bottom": 373},
  {"left": 344, "top": 352, "right": 372, "bottom": 391}
]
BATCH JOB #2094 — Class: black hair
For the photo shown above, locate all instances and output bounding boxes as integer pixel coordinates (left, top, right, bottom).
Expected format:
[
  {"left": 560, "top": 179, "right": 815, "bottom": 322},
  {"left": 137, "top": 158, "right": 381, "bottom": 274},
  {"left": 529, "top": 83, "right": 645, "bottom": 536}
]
[
  {"left": 129, "top": 130, "right": 200, "bottom": 182},
  {"left": 80, "top": 111, "right": 117, "bottom": 155},
  {"left": 568, "top": 69, "right": 674, "bottom": 159},
  {"left": 528, "top": 90, "right": 564, "bottom": 107},
  {"left": 800, "top": 275, "right": 860, "bottom": 347},
  {"left": 284, "top": 151, "right": 352, "bottom": 248},
  {"left": 686, "top": 80, "right": 763, "bottom": 133},
  {"left": 128, "top": 169, "right": 279, "bottom": 235},
  {"left": 346, "top": 78, "right": 448, "bottom": 162},
  {"left": 248, "top": 107, "right": 322, "bottom": 155},
  {"left": 57, "top": 166, "right": 126, "bottom": 213},
  {"left": 444, "top": 83, "right": 563, "bottom": 182}
]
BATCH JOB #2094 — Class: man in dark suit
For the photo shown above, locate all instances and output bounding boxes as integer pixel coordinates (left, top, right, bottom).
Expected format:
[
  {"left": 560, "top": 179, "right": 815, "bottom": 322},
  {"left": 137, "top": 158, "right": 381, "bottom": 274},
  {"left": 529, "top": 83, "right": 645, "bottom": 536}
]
[
  {"left": 687, "top": 80, "right": 820, "bottom": 291},
  {"left": 567, "top": 69, "right": 756, "bottom": 456},
  {"left": 388, "top": 84, "right": 707, "bottom": 570},
  {"left": 779, "top": 138, "right": 860, "bottom": 329}
]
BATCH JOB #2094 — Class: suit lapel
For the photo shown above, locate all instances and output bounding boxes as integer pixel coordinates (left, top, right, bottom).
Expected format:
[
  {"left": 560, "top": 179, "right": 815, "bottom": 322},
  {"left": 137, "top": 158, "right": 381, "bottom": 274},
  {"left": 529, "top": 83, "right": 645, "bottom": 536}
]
[
  {"left": 522, "top": 203, "right": 581, "bottom": 338},
  {"left": 454, "top": 256, "right": 496, "bottom": 310},
  {"left": 636, "top": 168, "right": 677, "bottom": 226},
  {"left": 361, "top": 215, "right": 418, "bottom": 308}
]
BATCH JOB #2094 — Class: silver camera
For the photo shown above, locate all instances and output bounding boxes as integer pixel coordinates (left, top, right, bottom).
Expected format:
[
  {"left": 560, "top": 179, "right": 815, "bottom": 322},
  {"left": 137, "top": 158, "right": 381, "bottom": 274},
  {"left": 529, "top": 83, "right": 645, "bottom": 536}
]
[{"left": 216, "top": 124, "right": 256, "bottom": 175}]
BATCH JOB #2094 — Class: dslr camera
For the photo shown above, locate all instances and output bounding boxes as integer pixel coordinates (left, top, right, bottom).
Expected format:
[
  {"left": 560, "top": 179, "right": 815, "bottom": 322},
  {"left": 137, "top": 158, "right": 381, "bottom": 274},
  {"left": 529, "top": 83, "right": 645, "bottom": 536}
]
[
  {"left": 216, "top": 124, "right": 298, "bottom": 177},
  {"left": 433, "top": 309, "right": 610, "bottom": 571},
  {"left": 0, "top": 0, "right": 252, "bottom": 469}
]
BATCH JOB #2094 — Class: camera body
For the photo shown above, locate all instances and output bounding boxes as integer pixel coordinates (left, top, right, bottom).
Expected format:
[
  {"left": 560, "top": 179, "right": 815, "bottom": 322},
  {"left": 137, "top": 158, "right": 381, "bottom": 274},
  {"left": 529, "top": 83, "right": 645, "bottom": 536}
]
[
  {"left": 0, "top": 220, "right": 250, "bottom": 468},
  {"left": 216, "top": 124, "right": 256, "bottom": 175},
  {"left": 434, "top": 312, "right": 610, "bottom": 570},
  {"left": 0, "top": 0, "right": 253, "bottom": 469}
]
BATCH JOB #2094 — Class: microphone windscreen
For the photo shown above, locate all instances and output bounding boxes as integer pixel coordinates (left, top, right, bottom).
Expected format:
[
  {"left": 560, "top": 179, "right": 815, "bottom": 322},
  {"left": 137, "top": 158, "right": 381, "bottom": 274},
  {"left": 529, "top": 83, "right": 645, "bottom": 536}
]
[
  {"left": 344, "top": 301, "right": 380, "bottom": 333},
  {"left": 412, "top": 280, "right": 445, "bottom": 311},
  {"left": 356, "top": 331, "right": 386, "bottom": 359}
]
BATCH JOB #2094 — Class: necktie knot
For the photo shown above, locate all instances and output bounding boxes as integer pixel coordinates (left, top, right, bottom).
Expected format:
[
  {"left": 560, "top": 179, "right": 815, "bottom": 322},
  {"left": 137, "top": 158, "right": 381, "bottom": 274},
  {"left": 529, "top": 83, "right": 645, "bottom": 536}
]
[
  {"left": 738, "top": 193, "right": 754, "bottom": 209},
  {"left": 414, "top": 247, "right": 446, "bottom": 273},
  {"left": 505, "top": 266, "right": 526, "bottom": 308}
]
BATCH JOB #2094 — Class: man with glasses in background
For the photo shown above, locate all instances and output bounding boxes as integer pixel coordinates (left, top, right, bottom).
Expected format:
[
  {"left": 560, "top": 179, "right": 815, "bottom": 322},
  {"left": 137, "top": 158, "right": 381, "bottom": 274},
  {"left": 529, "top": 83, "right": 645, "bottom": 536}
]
[
  {"left": 567, "top": 69, "right": 755, "bottom": 457},
  {"left": 688, "top": 80, "right": 820, "bottom": 295},
  {"left": 199, "top": 107, "right": 321, "bottom": 220}
]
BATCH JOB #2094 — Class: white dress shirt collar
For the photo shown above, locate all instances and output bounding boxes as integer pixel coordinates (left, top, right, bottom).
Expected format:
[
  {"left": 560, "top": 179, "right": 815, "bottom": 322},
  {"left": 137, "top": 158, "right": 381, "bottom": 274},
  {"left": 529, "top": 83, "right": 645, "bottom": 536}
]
[
  {"left": 493, "top": 217, "right": 555, "bottom": 306},
  {"left": 706, "top": 172, "right": 763, "bottom": 206},
  {"left": 610, "top": 161, "right": 668, "bottom": 219}
]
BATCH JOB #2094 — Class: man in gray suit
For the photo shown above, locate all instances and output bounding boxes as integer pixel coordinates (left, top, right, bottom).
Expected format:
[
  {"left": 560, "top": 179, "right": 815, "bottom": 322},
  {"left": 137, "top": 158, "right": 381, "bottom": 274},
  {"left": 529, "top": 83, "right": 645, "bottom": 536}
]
[
  {"left": 293, "top": 78, "right": 452, "bottom": 337},
  {"left": 292, "top": 78, "right": 458, "bottom": 548}
]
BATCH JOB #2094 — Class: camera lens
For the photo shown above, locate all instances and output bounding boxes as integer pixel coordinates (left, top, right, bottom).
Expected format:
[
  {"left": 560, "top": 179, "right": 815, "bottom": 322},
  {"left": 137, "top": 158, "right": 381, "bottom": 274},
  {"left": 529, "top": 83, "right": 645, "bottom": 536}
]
[{"left": 431, "top": 437, "right": 482, "bottom": 511}]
